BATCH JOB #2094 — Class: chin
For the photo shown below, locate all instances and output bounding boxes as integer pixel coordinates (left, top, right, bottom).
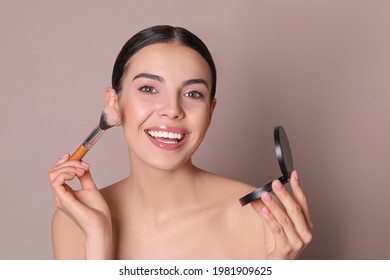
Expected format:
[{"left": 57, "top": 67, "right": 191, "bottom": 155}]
[{"left": 146, "top": 156, "right": 193, "bottom": 172}]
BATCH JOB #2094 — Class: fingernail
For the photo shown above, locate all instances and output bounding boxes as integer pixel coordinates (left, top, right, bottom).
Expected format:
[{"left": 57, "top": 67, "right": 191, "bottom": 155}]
[
  {"left": 293, "top": 170, "right": 299, "bottom": 180},
  {"left": 81, "top": 162, "right": 90, "bottom": 168},
  {"left": 61, "top": 153, "right": 69, "bottom": 159},
  {"left": 262, "top": 192, "right": 272, "bottom": 201},
  {"left": 262, "top": 206, "right": 270, "bottom": 215},
  {"left": 274, "top": 180, "right": 283, "bottom": 190}
]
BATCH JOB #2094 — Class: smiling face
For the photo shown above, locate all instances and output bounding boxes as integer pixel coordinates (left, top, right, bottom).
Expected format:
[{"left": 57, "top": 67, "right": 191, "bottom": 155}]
[{"left": 116, "top": 43, "right": 216, "bottom": 171}]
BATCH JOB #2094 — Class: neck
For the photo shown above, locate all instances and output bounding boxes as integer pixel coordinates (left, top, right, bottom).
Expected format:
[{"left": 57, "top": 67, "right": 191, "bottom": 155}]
[{"left": 125, "top": 154, "right": 203, "bottom": 220}]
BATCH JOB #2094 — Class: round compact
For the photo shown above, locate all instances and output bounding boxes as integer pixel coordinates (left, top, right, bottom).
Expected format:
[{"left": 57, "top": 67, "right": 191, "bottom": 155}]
[{"left": 239, "top": 126, "right": 294, "bottom": 206}]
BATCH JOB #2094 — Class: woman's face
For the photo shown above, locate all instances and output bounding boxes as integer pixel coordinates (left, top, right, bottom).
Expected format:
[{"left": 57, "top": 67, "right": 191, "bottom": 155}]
[{"left": 117, "top": 43, "right": 216, "bottom": 170}]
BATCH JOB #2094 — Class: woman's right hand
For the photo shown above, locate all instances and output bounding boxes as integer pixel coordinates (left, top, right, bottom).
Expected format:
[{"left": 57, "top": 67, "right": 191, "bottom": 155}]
[{"left": 46, "top": 153, "right": 112, "bottom": 259}]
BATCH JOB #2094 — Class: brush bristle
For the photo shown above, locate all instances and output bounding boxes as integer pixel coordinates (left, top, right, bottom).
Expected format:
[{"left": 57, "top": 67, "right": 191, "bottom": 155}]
[{"left": 99, "top": 106, "right": 121, "bottom": 130}]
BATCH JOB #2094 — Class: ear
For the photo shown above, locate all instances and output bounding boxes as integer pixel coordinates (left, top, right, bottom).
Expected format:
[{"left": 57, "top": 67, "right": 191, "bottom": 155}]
[
  {"left": 105, "top": 88, "right": 119, "bottom": 110},
  {"left": 209, "top": 98, "right": 217, "bottom": 121}
]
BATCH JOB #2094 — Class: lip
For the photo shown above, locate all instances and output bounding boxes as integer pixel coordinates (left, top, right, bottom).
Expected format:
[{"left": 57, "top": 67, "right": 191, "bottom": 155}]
[{"left": 145, "top": 125, "right": 189, "bottom": 151}]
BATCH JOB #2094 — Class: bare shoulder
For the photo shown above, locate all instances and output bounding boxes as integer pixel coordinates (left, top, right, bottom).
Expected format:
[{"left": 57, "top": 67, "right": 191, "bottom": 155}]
[
  {"left": 196, "top": 170, "right": 266, "bottom": 258},
  {"left": 201, "top": 170, "right": 260, "bottom": 223},
  {"left": 197, "top": 169, "right": 256, "bottom": 208},
  {"left": 200, "top": 170, "right": 254, "bottom": 196},
  {"left": 99, "top": 178, "right": 127, "bottom": 212},
  {"left": 51, "top": 209, "right": 85, "bottom": 259}
]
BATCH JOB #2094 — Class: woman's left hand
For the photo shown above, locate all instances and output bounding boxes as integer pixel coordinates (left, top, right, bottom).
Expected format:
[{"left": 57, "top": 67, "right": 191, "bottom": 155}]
[{"left": 250, "top": 170, "right": 313, "bottom": 259}]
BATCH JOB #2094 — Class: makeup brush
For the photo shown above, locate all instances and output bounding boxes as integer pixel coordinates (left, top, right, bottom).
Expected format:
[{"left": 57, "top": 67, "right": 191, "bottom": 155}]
[{"left": 70, "top": 106, "right": 121, "bottom": 161}]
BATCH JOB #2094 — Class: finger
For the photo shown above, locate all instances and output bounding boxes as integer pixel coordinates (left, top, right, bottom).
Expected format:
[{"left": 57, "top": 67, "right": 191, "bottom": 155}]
[
  {"left": 52, "top": 153, "right": 70, "bottom": 166},
  {"left": 47, "top": 165, "right": 87, "bottom": 182},
  {"left": 47, "top": 154, "right": 69, "bottom": 180},
  {"left": 248, "top": 191, "right": 266, "bottom": 217},
  {"left": 260, "top": 205, "right": 291, "bottom": 256},
  {"left": 51, "top": 171, "right": 77, "bottom": 193},
  {"left": 77, "top": 168, "right": 97, "bottom": 190},
  {"left": 52, "top": 183, "right": 75, "bottom": 208},
  {"left": 261, "top": 190, "right": 304, "bottom": 251},
  {"left": 50, "top": 171, "right": 79, "bottom": 208},
  {"left": 50, "top": 172, "right": 93, "bottom": 220},
  {"left": 272, "top": 178, "right": 312, "bottom": 244},
  {"left": 290, "top": 170, "right": 313, "bottom": 231},
  {"left": 249, "top": 199, "right": 276, "bottom": 251},
  {"left": 49, "top": 159, "right": 89, "bottom": 175}
]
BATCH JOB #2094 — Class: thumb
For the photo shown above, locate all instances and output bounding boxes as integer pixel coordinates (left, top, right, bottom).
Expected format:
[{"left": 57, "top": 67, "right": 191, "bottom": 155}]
[{"left": 78, "top": 170, "right": 97, "bottom": 190}]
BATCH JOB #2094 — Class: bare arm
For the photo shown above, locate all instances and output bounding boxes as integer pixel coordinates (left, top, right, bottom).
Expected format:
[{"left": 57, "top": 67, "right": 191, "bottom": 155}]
[{"left": 52, "top": 209, "right": 85, "bottom": 259}]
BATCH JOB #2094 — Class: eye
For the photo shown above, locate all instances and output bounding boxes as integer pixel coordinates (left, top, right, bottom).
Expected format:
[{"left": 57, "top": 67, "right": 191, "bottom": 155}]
[
  {"left": 138, "top": 85, "right": 157, "bottom": 94},
  {"left": 184, "top": 91, "right": 204, "bottom": 99}
]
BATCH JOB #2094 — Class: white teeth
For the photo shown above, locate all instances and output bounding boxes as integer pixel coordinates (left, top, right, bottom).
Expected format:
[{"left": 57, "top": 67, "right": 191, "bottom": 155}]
[
  {"left": 147, "top": 130, "right": 184, "bottom": 140},
  {"left": 157, "top": 139, "right": 177, "bottom": 144}
]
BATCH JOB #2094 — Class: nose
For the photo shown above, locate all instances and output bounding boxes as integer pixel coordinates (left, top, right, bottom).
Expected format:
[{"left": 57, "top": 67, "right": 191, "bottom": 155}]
[{"left": 157, "top": 95, "right": 184, "bottom": 119}]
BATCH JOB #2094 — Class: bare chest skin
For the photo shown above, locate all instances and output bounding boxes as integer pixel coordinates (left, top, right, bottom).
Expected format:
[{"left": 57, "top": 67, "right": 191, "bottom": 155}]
[
  {"left": 114, "top": 211, "right": 236, "bottom": 259},
  {"left": 102, "top": 176, "right": 266, "bottom": 260}
]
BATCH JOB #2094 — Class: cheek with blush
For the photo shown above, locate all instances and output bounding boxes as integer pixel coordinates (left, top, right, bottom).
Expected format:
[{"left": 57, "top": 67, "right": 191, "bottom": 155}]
[
  {"left": 104, "top": 105, "right": 122, "bottom": 126},
  {"left": 119, "top": 97, "right": 154, "bottom": 138}
]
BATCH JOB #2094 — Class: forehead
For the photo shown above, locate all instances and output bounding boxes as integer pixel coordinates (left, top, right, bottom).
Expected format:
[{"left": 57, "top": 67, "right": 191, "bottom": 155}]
[{"left": 127, "top": 43, "right": 212, "bottom": 82}]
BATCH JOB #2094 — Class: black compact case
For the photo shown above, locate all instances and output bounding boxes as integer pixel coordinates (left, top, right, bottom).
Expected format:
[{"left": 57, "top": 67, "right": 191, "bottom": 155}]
[{"left": 239, "top": 126, "right": 294, "bottom": 206}]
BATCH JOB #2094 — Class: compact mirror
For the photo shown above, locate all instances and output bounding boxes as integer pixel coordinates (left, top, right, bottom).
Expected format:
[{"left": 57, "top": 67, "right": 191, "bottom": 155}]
[{"left": 239, "top": 126, "right": 294, "bottom": 206}]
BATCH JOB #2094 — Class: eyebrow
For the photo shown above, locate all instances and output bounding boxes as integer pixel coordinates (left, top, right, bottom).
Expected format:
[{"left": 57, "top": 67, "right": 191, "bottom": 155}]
[
  {"left": 133, "top": 73, "right": 209, "bottom": 89},
  {"left": 183, "top": 79, "right": 209, "bottom": 89},
  {"left": 133, "top": 73, "right": 165, "bottom": 83}
]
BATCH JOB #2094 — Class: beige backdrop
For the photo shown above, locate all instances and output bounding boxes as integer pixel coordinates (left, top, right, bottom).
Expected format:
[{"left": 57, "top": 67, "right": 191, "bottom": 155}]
[{"left": 0, "top": 0, "right": 389, "bottom": 259}]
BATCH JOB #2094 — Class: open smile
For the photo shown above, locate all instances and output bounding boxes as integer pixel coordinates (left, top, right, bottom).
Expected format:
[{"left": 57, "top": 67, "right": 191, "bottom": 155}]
[{"left": 145, "top": 126, "right": 188, "bottom": 150}]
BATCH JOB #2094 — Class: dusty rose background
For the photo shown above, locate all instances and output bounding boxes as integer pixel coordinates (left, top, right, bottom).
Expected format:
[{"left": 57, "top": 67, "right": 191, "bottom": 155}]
[{"left": 0, "top": 0, "right": 389, "bottom": 259}]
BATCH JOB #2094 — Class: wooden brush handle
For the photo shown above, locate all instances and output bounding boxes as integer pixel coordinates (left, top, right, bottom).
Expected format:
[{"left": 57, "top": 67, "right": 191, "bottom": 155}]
[{"left": 70, "top": 144, "right": 89, "bottom": 161}]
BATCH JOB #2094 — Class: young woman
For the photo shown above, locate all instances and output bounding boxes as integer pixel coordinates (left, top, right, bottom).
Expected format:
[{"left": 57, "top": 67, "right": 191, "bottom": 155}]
[{"left": 47, "top": 25, "right": 313, "bottom": 259}]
